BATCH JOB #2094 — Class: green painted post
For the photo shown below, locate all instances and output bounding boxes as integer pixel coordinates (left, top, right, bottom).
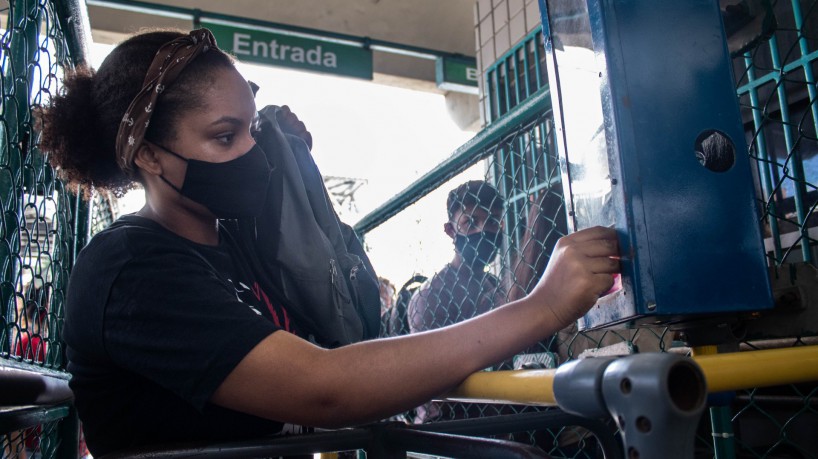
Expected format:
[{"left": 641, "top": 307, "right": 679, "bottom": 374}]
[
  {"left": 767, "top": 35, "right": 812, "bottom": 264},
  {"left": 743, "top": 53, "right": 783, "bottom": 263},
  {"left": 709, "top": 406, "right": 737, "bottom": 459},
  {"left": 55, "top": 406, "right": 80, "bottom": 459},
  {"left": 71, "top": 191, "right": 92, "bottom": 266}
]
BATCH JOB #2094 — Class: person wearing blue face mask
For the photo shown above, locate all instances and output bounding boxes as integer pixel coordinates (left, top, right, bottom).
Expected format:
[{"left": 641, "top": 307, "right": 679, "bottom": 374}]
[
  {"left": 408, "top": 181, "right": 507, "bottom": 336},
  {"left": 406, "top": 181, "right": 510, "bottom": 422}
]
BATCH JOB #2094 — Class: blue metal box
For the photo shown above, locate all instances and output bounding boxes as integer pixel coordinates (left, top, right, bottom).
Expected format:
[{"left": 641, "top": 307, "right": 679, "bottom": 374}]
[{"left": 538, "top": 0, "right": 773, "bottom": 329}]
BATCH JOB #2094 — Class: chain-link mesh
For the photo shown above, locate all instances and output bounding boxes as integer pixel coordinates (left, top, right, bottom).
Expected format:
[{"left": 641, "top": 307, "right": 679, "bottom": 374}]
[
  {"left": 735, "top": 0, "right": 818, "bottom": 267},
  {"left": 89, "top": 191, "right": 118, "bottom": 236},
  {"left": 367, "top": 107, "right": 616, "bottom": 456},
  {"left": 0, "top": 420, "right": 61, "bottom": 459},
  {"left": 364, "top": 1, "right": 818, "bottom": 458},
  {"left": 1, "top": 0, "right": 88, "bottom": 457}
]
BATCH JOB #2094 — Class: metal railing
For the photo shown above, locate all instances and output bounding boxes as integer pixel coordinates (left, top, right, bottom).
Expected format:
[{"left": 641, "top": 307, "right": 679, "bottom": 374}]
[{"left": 484, "top": 27, "right": 547, "bottom": 124}]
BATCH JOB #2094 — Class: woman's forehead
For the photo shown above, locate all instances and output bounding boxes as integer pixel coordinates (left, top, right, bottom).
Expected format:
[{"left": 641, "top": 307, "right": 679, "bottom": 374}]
[{"left": 195, "top": 67, "right": 256, "bottom": 118}]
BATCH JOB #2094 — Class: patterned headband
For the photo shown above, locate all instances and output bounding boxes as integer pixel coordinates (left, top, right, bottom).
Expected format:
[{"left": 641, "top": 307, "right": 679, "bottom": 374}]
[{"left": 115, "top": 28, "right": 218, "bottom": 175}]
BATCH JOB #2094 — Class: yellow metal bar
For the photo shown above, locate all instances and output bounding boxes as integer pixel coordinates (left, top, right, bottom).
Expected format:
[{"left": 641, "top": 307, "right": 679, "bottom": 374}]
[
  {"left": 444, "top": 369, "right": 558, "bottom": 406},
  {"left": 691, "top": 345, "right": 719, "bottom": 357},
  {"left": 443, "top": 345, "right": 818, "bottom": 405},
  {"left": 695, "top": 345, "right": 818, "bottom": 393}
]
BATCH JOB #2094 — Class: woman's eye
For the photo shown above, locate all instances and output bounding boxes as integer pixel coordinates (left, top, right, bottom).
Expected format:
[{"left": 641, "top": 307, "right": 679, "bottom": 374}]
[{"left": 216, "top": 133, "right": 235, "bottom": 144}]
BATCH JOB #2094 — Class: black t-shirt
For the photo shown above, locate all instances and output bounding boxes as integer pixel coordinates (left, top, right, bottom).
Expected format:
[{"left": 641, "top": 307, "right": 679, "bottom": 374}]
[{"left": 64, "top": 215, "right": 295, "bottom": 456}]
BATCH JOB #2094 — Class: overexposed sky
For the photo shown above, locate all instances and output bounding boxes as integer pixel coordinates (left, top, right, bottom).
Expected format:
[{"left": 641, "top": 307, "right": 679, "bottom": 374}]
[{"left": 91, "top": 42, "right": 481, "bottom": 285}]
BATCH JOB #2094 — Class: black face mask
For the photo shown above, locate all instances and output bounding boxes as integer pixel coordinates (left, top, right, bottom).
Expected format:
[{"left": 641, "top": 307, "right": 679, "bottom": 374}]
[
  {"left": 454, "top": 231, "right": 502, "bottom": 268},
  {"left": 156, "top": 143, "right": 273, "bottom": 219}
]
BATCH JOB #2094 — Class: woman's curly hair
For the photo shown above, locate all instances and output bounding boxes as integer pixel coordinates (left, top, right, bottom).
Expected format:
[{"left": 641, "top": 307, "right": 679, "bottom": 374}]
[{"left": 38, "top": 30, "right": 234, "bottom": 197}]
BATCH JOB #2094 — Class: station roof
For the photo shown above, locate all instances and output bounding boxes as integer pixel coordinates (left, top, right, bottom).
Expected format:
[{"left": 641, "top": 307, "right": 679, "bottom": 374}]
[{"left": 86, "top": 0, "right": 478, "bottom": 93}]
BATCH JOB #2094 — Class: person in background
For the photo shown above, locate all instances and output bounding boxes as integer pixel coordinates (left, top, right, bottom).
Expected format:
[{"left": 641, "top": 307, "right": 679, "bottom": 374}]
[
  {"left": 39, "top": 28, "right": 619, "bottom": 455},
  {"left": 406, "top": 181, "right": 568, "bottom": 422},
  {"left": 378, "top": 277, "right": 396, "bottom": 336},
  {"left": 408, "top": 181, "right": 506, "bottom": 335}
]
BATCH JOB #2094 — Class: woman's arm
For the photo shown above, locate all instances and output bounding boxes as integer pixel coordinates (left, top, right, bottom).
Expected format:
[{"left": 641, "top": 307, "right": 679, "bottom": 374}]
[{"left": 211, "top": 226, "right": 619, "bottom": 428}]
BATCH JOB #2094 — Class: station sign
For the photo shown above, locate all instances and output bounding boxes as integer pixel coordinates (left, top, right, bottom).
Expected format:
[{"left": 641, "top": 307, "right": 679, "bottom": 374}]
[
  {"left": 436, "top": 56, "right": 479, "bottom": 94},
  {"left": 203, "top": 21, "right": 374, "bottom": 80}
]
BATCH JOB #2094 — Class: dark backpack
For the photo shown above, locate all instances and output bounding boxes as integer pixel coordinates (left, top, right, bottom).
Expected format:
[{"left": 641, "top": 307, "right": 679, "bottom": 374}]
[{"left": 239, "top": 105, "right": 381, "bottom": 347}]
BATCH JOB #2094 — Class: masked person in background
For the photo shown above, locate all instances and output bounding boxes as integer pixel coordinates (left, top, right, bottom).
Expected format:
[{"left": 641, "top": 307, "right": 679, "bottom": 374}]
[
  {"left": 407, "top": 181, "right": 508, "bottom": 423},
  {"left": 408, "top": 181, "right": 507, "bottom": 336},
  {"left": 407, "top": 181, "right": 567, "bottom": 424}
]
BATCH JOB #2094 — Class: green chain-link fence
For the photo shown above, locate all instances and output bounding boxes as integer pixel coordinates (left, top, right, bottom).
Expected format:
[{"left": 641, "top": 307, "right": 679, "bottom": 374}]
[
  {"left": 359, "top": 1, "right": 818, "bottom": 458},
  {"left": 0, "top": 0, "right": 106, "bottom": 457}
]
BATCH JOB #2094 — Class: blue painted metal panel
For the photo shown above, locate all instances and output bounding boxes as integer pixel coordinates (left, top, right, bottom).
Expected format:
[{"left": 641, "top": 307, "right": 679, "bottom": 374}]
[{"left": 539, "top": 0, "right": 773, "bottom": 329}]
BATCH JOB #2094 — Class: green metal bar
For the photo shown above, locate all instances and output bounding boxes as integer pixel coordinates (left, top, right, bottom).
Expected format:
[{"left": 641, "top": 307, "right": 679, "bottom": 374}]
[
  {"left": 51, "top": 0, "right": 93, "bottom": 67},
  {"left": 768, "top": 35, "right": 812, "bottom": 263},
  {"left": 790, "top": 0, "right": 818, "bottom": 178},
  {"left": 0, "top": 405, "right": 70, "bottom": 434},
  {"left": 744, "top": 53, "right": 783, "bottom": 262},
  {"left": 486, "top": 67, "right": 500, "bottom": 124},
  {"left": 709, "top": 406, "right": 737, "bottom": 459},
  {"left": 735, "top": 49, "right": 818, "bottom": 95},
  {"left": 510, "top": 49, "right": 522, "bottom": 107},
  {"left": 84, "top": 0, "right": 474, "bottom": 62},
  {"left": 71, "top": 190, "right": 91, "bottom": 263},
  {"left": 354, "top": 88, "right": 551, "bottom": 236},
  {"left": 501, "top": 60, "right": 512, "bottom": 116},
  {"left": 491, "top": 69, "right": 501, "bottom": 123},
  {"left": 522, "top": 39, "right": 532, "bottom": 98},
  {"left": 0, "top": 359, "right": 72, "bottom": 380},
  {"left": 55, "top": 405, "right": 79, "bottom": 459},
  {"left": 533, "top": 31, "right": 543, "bottom": 89},
  {"left": 517, "top": 129, "right": 528, "bottom": 193}
]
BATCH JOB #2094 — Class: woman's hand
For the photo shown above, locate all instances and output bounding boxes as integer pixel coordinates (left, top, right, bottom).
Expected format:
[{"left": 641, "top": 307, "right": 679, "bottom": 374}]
[
  {"left": 527, "top": 226, "right": 620, "bottom": 327},
  {"left": 275, "top": 105, "right": 313, "bottom": 150}
]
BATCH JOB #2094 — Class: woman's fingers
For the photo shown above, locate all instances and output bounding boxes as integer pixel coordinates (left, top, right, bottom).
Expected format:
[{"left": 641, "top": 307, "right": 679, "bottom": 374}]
[
  {"left": 275, "top": 105, "right": 314, "bottom": 149},
  {"left": 564, "top": 225, "right": 617, "bottom": 243},
  {"left": 585, "top": 255, "right": 620, "bottom": 274},
  {"left": 574, "top": 237, "right": 619, "bottom": 258}
]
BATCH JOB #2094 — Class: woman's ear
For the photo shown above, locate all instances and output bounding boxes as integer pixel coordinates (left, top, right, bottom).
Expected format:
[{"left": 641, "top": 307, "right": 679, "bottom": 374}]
[{"left": 133, "top": 143, "right": 163, "bottom": 176}]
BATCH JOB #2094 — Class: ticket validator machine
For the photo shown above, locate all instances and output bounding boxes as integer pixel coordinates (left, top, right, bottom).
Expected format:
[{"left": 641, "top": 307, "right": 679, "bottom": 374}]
[{"left": 538, "top": 0, "right": 773, "bottom": 330}]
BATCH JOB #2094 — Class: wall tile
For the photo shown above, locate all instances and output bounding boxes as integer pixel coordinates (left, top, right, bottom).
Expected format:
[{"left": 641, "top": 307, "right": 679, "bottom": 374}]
[
  {"left": 480, "top": 38, "right": 496, "bottom": 69},
  {"left": 495, "top": 25, "right": 510, "bottom": 57},
  {"left": 525, "top": 0, "right": 541, "bottom": 32},
  {"left": 509, "top": 10, "right": 526, "bottom": 45},
  {"left": 475, "top": 25, "right": 482, "bottom": 59},
  {"left": 493, "top": 0, "right": 508, "bottom": 34},
  {"left": 478, "top": 0, "right": 493, "bottom": 20},
  {"left": 479, "top": 15, "right": 493, "bottom": 45},
  {"left": 508, "top": 0, "right": 524, "bottom": 16}
]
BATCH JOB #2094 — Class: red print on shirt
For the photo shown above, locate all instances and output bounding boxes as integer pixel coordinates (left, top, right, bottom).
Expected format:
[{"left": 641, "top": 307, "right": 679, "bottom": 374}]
[{"left": 252, "top": 282, "right": 291, "bottom": 332}]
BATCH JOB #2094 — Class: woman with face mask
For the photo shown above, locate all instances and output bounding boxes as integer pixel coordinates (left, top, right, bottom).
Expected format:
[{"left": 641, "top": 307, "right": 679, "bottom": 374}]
[{"left": 39, "top": 29, "right": 620, "bottom": 456}]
